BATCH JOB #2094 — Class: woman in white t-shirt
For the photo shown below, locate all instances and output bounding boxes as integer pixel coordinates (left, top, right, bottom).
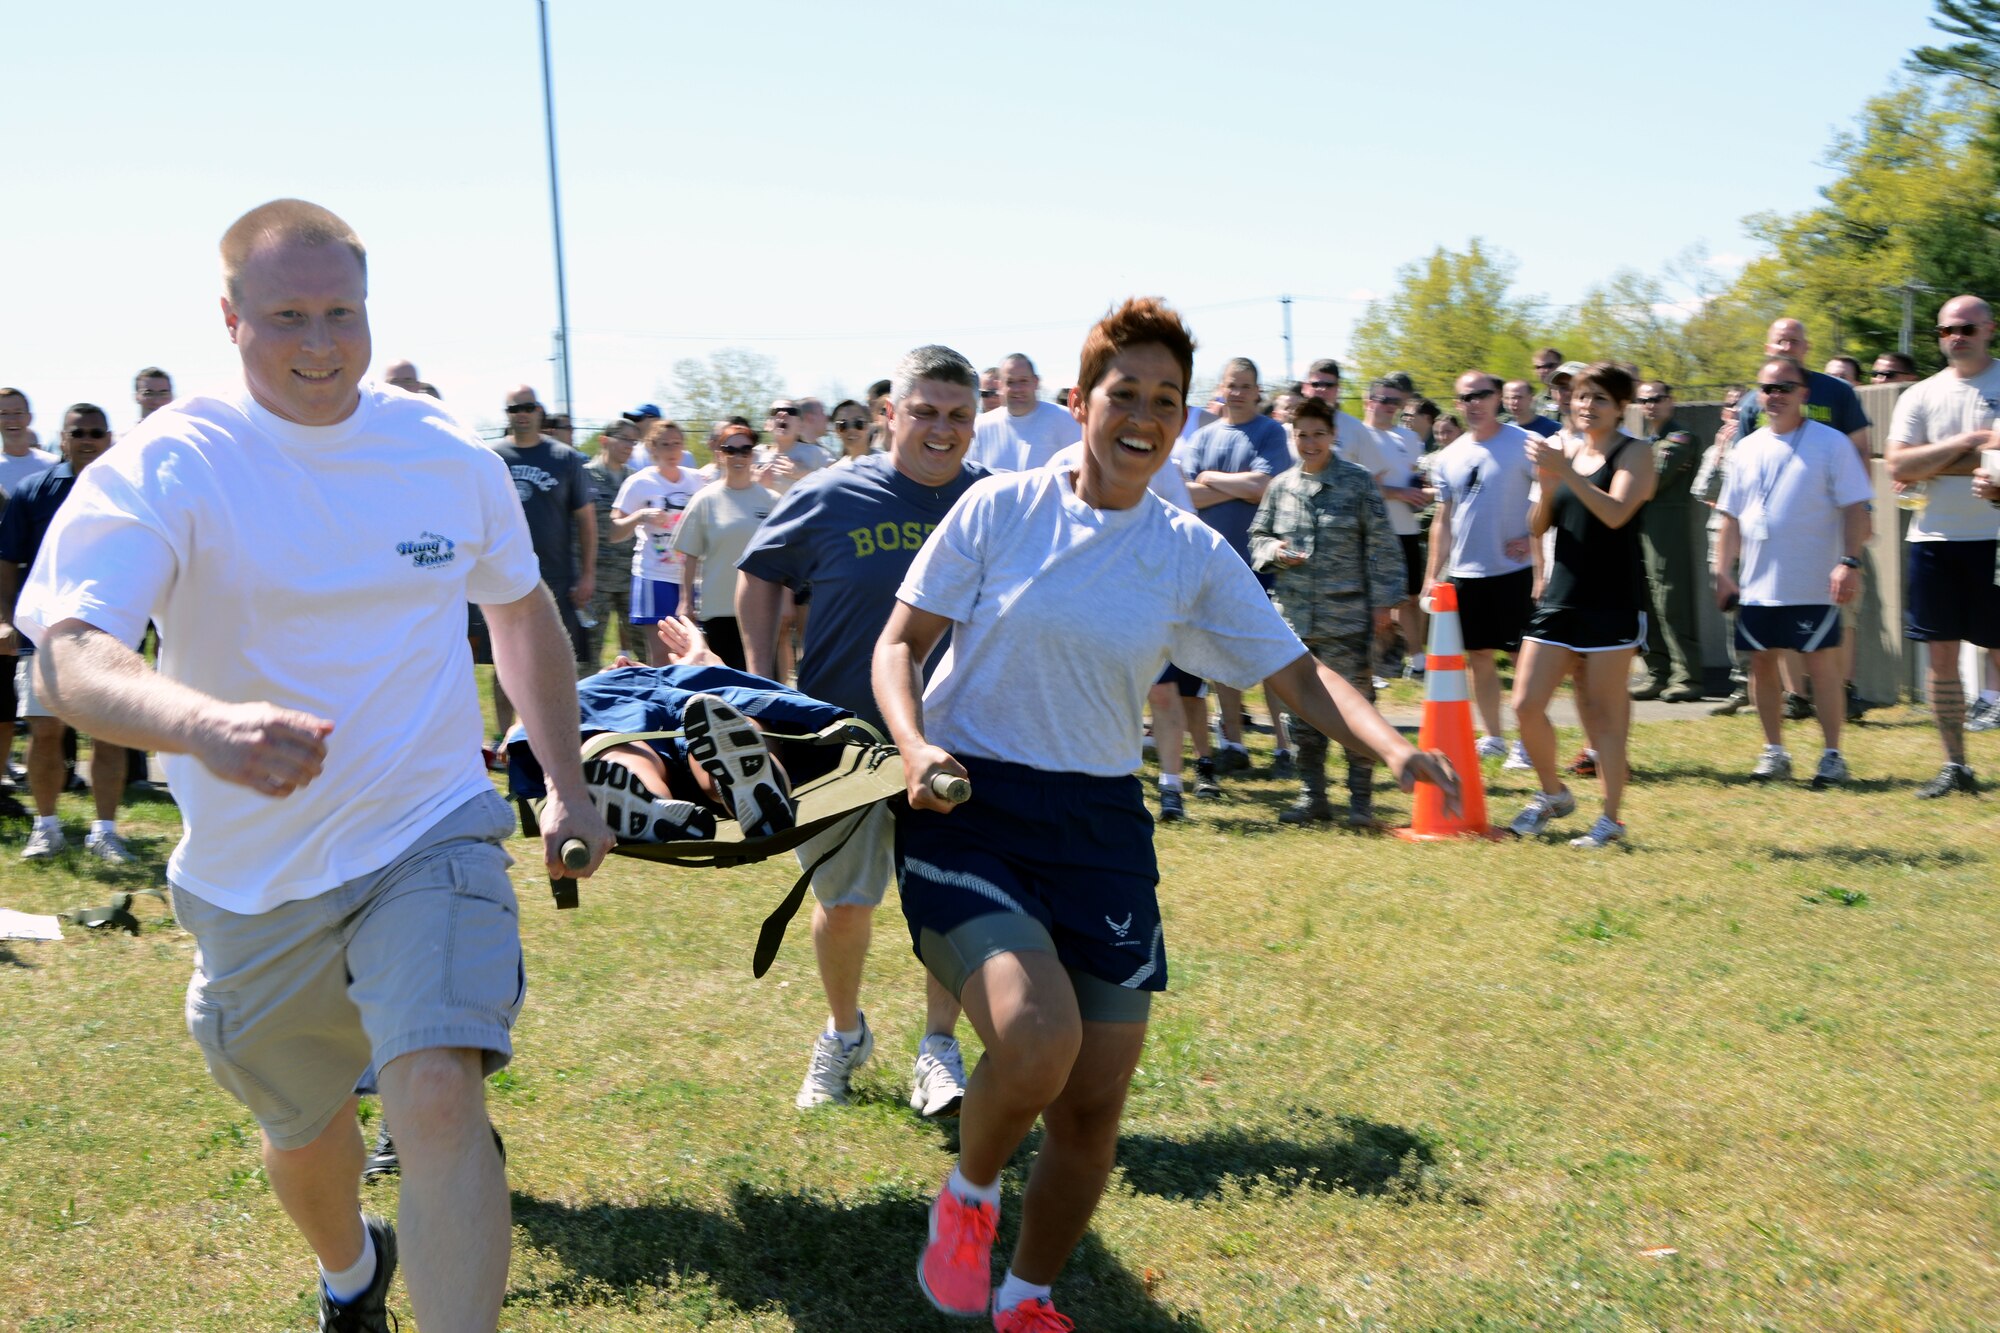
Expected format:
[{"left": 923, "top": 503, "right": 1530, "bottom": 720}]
[
  {"left": 612, "top": 420, "right": 704, "bottom": 664},
  {"left": 872, "top": 298, "right": 1458, "bottom": 1328},
  {"left": 669, "top": 424, "right": 776, "bottom": 670}
]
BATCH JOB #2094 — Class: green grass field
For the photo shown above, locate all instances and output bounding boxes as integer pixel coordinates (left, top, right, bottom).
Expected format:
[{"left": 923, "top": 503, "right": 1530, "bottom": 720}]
[{"left": 2, "top": 697, "right": 1996, "bottom": 1331}]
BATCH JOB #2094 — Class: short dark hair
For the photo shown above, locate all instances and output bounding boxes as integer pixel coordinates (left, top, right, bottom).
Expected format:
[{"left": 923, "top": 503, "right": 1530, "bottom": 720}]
[
  {"left": 1221, "top": 356, "right": 1259, "bottom": 382},
  {"left": 1874, "top": 351, "right": 1917, "bottom": 374},
  {"left": 866, "top": 379, "right": 892, "bottom": 401},
  {"left": 1307, "top": 358, "right": 1342, "bottom": 381},
  {"left": 1572, "top": 362, "right": 1636, "bottom": 408},
  {"left": 1293, "top": 397, "right": 1337, "bottom": 430},
  {"left": 1827, "top": 355, "right": 1862, "bottom": 377},
  {"left": 134, "top": 366, "right": 171, "bottom": 386},
  {"left": 1076, "top": 297, "right": 1197, "bottom": 401},
  {"left": 831, "top": 398, "right": 864, "bottom": 419},
  {"left": 1535, "top": 347, "right": 1564, "bottom": 362},
  {"left": 0, "top": 387, "right": 26, "bottom": 411},
  {"left": 1640, "top": 380, "right": 1673, "bottom": 396},
  {"left": 1001, "top": 353, "right": 1037, "bottom": 375},
  {"left": 1381, "top": 371, "right": 1415, "bottom": 394},
  {"left": 65, "top": 402, "right": 109, "bottom": 425},
  {"left": 1405, "top": 397, "right": 1439, "bottom": 422}
]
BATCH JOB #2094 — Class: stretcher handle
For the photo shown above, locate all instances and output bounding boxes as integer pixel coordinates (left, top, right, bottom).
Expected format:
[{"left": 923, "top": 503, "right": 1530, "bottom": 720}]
[
  {"left": 929, "top": 774, "right": 972, "bottom": 804},
  {"left": 559, "top": 838, "right": 591, "bottom": 870}
]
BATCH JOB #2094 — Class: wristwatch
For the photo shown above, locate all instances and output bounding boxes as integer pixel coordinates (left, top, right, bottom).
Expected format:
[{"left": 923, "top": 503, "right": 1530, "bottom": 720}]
[{"left": 1837, "top": 556, "right": 1861, "bottom": 568}]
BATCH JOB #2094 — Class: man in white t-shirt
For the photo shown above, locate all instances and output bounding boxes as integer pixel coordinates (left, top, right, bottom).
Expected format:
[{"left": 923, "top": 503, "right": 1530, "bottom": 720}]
[
  {"left": 14, "top": 200, "right": 613, "bottom": 1333},
  {"left": 1884, "top": 294, "right": 2000, "bottom": 797},
  {"left": 978, "top": 365, "right": 1002, "bottom": 414},
  {"left": 1423, "top": 372, "right": 1539, "bottom": 759},
  {"left": 132, "top": 366, "right": 176, "bottom": 423},
  {"left": 1715, "top": 357, "right": 1872, "bottom": 789},
  {"left": 967, "top": 352, "right": 1082, "bottom": 472},
  {"left": 0, "top": 386, "right": 60, "bottom": 782},
  {"left": 1351, "top": 377, "right": 1433, "bottom": 672}
]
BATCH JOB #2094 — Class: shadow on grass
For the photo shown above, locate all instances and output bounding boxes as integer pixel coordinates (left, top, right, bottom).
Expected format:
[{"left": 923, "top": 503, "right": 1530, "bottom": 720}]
[
  {"left": 1767, "top": 844, "right": 1984, "bottom": 868},
  {"left": 0, "top": 941, "right": 34, "bottom": 968},
  {"left": 1642, "top": 762, "right": 1907, "bottom": 793},
  {"left": 512, "top": 1182, "right": 1203, "bottom": 1330},
  {"left": 1117, "top": 1112, "right": 1479, "bottom": 1207}
]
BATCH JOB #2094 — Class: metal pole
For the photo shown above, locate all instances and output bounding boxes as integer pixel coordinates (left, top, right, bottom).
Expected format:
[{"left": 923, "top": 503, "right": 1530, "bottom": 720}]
[
  {"left": 537, "top": 0, "right": 574, "bottom": 415},
  {"left": 1280, "top": 294, "right": 1294, "bottom": 385},
  {"left": 1898, "top": 285, "right": 1916, "bottom": 356}
]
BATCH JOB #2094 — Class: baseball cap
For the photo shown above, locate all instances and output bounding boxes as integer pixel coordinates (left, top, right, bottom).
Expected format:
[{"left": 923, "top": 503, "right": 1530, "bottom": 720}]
[
  {"left": 622, "top": 403, "right": 663, "bottom": 423},
  {"left": 1550, "top": 361, "right": 1588, "bottom": 382}
]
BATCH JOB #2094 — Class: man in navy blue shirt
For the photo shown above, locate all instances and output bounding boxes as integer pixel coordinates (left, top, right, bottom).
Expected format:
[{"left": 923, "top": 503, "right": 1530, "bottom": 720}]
[
  {"left": 0, "top": 404, "right": 133, "bottom": 863},
  {"left": 737, "top": 344, "right": 986, "bottom": 1118},
  {"left": 1179, "top": 356, "right": 1295, "bottom": 772}
]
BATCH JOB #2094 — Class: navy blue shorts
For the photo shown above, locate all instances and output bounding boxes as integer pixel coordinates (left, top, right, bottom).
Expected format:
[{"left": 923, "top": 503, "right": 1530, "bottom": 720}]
[
  {"left": 1905, "top": 540, "right": 2000, "bottom": 646},
  {"left": 1736, "top": 604, "right": 1842, "bottom": 654},
  {"left": 1153, "top": 663, "right": 1207, "bottom": 698},
  {"left": 896, "top": 756, "right": 1164, "bottom": 1013}
]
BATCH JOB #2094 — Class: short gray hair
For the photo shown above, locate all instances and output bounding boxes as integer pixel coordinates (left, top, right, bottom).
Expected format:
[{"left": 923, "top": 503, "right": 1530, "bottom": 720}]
[{"left": 890, "top": 344, "right": 978, "bottom": 405}]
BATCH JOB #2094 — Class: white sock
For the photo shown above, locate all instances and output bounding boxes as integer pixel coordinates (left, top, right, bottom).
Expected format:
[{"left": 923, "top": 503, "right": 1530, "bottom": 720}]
[
  {"left": 947, "top": 1163, "right": 1001, "bottom": 1207},
  {"left": 827, "top": 1019, "right": 863, "bottom": 1047},
  {"left": 320, "top": 1222, "right": 377, "bottom": 1304},
  {"left": 33, "top": 814, "right": 59, "bottom": 833},
  {"left": 1157, "top": 774, "right": 1182, "bottom": 792},
  {"left": 995, "top": 1270, "right": 1053, "bottom": 1312},
  {"left": 1980, "top": 690, "right": 1998, "bottom": 704},
  {"left": 90, "top": 819, "right": 116, "bottom": 836}
]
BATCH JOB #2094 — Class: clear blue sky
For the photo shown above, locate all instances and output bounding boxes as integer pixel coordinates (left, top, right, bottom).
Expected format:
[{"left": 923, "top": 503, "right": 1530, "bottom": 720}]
[{"left": 5, "top": 0, "right": 1947, "bottom": 435}]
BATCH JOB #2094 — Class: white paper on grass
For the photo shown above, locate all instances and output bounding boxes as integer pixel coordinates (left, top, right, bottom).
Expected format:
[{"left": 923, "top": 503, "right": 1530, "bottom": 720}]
[{"left": 0, "top": 909, "right": 63, "bottom": 941}]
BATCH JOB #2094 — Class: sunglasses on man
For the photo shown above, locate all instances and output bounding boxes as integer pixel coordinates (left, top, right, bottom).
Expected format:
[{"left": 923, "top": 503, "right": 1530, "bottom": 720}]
[
  {"left": 1758, "top": 381, "right": 1804, "bottom": 395},
  {"left": 1936, "top": 323, "right": 1986, "bottom": 339},
  {"left": 1455, "top": 388, "right": 1497, "bottom": 404},
  {"left": 65, "top": 427, "right": 110, "bottom": 440},
  {"left": 770, "top": 406, "right": 801, "bottom": 417},
  {"left": 504, "top": 404, "right": 540, "bottom": 415},
  {"left": 833, "top": 417, "right": 869, "bottom": 430}
]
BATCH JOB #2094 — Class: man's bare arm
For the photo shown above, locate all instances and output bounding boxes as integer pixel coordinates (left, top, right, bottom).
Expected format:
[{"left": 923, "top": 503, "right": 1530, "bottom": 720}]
[
  {"left": 482, "top": 584, "right": 614, "bottom": 877},
  {"left": 0, "top": 562, "right": 20, "bottom": 655},
  {"left": 39, "top": 620, "right": 331, "bottom": 795},
  {"left": 1887, "top": 432, "right": 1989, "bottom": 481},
  {"left": 1197, "top": 470, "right": 1275, "bottom": 503}
]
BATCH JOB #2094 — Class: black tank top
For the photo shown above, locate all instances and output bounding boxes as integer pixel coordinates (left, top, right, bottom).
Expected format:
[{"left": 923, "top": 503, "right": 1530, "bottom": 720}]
[{"left": 1542, "top": 434, "right": 1646, "bottom": 610}]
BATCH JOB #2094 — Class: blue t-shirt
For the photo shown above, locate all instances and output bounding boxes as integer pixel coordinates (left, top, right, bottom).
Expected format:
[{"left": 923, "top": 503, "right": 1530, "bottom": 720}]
[
  {"left": 506, "top": 663, "right": 851, "bottom": 800},
  {"left": 1176, "top": 415, "right": 1293, "bottom": 562},
  {"left": 1735, "top": 369, "right": 1870, "bottom": 442},
  {"left": 0, "top": 463, "right": 80, "bottom": 657},
  {"left": 1519, "top": 414, "right": 1561, "bottom": 437},
  {"left": 736, "top": 452, "right": 987, "bottom": 728}
]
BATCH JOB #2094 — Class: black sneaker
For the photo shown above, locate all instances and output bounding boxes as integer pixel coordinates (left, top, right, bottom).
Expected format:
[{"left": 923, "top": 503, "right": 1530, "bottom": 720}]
[
  {"left": 1214, "top": 747, "right": 1251, "bottom": 775},
  {"left": 1709, "top": 687, "right": 1748, "bottom": 717},
  {"left": 1277, "top": 797, "right": 1335, "bottom": 824},
  {"left": 1915, "top": 763, "right": 1978, "bottom": 799},
  {"left": 362, "top": 1123, "right": 398, "bottom": 1180},
  {"left": 1784, "top": 691, "right": 1814, "bottom": 721},
  {"left": 1845, "top": 681, "right": 1867, "bottom": 723},
  {"left": 1193, "top": 757, "right": 1223, "bottom": 799},
  {"left": 1158, "top": 789, "right": 1185, "bottom": 822},
  {"left": 1269, "top": 749, "right": 1296, "bottom": 779},
  {"left": 318, "top": 1214, "right": 398, "bottom": 1332}
]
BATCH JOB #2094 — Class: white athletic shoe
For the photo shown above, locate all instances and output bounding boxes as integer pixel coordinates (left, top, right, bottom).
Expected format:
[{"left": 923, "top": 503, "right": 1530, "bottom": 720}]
[
  {"left": 1751, "top": 745, "right": 1793, "bottom": 783},
  {"left": 1508, "top": 788, "right": 1577, "bottom": 837},
  {"left": 579, "top": 754, "right": 716, "bottom": 843},
  {"left": 1502, "top": 740, "right": 1534, "bottom": 770},
  {"left": 1568, "top": 814, "right": 1626, "bottom": 849},
  {"left": 22, "top": 824, "right": 66, "bottom": 861},
  {"left": 1474, "top": 735, "right": 1507, "bottom": 761},
  {"left": 684, "top": 694, "right": 796, "bottom": 839},
  {"left": 909, "top": 1035, "right": 967, "bottom": 1118},
  {"left": 796, "top": 1013, "right": 874, "bottom": 1109},
  {"left": 84, "top": 829, "right": 137, "bottom": 865}
]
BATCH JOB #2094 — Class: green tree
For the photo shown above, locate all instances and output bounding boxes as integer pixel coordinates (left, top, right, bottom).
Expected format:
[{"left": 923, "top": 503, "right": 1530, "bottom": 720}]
[
  {"left": 1348, "top": 239, "right": 1545, "bottom": 398},
  {"left": 1718, "top": 79, "right": 2000, "bottom": 372},
  {"left": 1908, "top": 0, "right": 2000, "bottom": 177},
  {"left": 662, "top": 347, "right": 787, "bottom": 435}
]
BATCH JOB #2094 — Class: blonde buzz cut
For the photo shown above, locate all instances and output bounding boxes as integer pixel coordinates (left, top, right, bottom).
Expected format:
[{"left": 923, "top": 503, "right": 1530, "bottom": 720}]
[{"left": 220, "top": 199, "right": 367, "bottom": 302}]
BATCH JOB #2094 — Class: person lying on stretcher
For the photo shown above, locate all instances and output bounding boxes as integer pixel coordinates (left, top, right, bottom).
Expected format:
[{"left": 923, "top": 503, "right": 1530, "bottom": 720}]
[{"left": 506, "top": 616, "right": 853, "bottom": 842}]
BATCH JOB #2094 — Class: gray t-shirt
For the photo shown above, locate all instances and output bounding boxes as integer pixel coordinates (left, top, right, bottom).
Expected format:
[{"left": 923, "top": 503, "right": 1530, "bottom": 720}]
[
  {"left": 736, "top": 452, "right": 987, "bottom": 727},
  {"left": 1887, "top": 360, "right": 2000, "bottom": 542},
  {"left": 490, "top": 435, "right": 589, "bottom": 592},
  {"left": 1430, "top": 425, "right": 1536, "bottom": 577}
]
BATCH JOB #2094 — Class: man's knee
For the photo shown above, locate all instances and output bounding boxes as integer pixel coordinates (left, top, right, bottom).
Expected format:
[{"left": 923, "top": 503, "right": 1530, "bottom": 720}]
[
  {"left": 27, "top": 717, "right": 61, "bottom": 744},
  {"left": 813, "top": 901, "right": 874, "bottom": 939},
  {"left": 380, "top": 1048, "right": 487, "bottom": 1138},
  {"left": 1927, "top": 640, "right": 1962, "bottom": 673}
]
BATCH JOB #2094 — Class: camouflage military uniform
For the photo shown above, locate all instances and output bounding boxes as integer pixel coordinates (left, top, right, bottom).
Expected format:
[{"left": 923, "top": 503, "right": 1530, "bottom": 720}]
[
  {"left": 576, "top": 455, "right": 646, "bottom": 665},
  {"left": 1638, "top": 419, "right": 1704, "bottom": 695},
  {"left": 1251, "top": 459, "right": 1406, "bottom": 819}
]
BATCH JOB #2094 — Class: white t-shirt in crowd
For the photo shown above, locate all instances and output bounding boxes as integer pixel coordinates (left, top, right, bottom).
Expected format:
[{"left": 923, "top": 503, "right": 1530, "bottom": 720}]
[
  {"left": 0, "top": 446, "right": 58, "bottom": 500},
  {"left": 967, "top": 401, "right": 1083, "bottom": 473},
  {"left": 1428, "top": 424, "right": 1537, "bottom": 577},
  {"left": 614, "top": 465, "right": 704, "bottom": 583},
  {"left": 14, "top": 387, "right": 540, "bottom": 913},
  {"left": 1887, "top": 360, "right": 2000, "bottom": 542},
  {"left": 669, "top": 480, "right": 777, "bottom": 619},
  {"left": 1718, "top": 419, "right": 1873, "bottom": 607},
  {"left": 1346, "top": 422, "right": 1426, "bottom": 536},
  {"left": 1042, "top": 441, "right": 1193, "bottom": 511},
  {"left": 897, "top": 467, "right": 1304, "bottom": 776}
]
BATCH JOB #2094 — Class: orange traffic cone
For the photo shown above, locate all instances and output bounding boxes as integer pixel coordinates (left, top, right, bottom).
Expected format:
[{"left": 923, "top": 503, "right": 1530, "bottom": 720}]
[{"left": 1394, "top": 582, "right": 1503, "bottom": 841}]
